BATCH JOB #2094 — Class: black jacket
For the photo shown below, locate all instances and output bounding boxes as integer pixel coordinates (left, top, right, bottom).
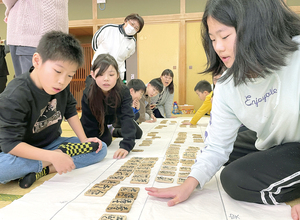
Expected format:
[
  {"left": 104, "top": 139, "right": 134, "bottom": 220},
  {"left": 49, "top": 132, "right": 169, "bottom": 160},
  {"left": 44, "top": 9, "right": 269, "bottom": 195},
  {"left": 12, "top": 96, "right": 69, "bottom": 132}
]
[
  {"left": 80, "top": 76, "right": 136, "bottom": 152},
  {"left": 0, "top": 71, "right": 77, "bottom": 153}
]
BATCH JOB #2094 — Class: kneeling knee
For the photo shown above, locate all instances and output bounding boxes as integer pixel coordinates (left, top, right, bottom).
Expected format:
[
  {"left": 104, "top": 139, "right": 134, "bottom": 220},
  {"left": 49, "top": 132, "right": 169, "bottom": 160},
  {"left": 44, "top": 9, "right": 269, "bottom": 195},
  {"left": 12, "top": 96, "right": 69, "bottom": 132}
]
[
  {"left": 136, "top": 130, "right": 143, "bottom": 139},
  {"left": 220, "top": 166, "right": 246, "bottom": 201},
  {"left": 101, "top": 142, "right": 108, "bottom": 155}
]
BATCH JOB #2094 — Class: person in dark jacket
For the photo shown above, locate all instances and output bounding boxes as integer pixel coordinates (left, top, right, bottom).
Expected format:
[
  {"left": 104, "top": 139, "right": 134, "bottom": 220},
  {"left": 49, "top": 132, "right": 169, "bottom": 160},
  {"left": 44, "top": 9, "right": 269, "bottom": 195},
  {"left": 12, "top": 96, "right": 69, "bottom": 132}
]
[
  {"left": 0, "top": 39, "right": 9, "bottom": 93},
  {"left": 0, "top": 31, "right": 106, "bottom": 188},
  {"left": 111, "top": 79, "right": 146, "bottom": 139},
  {"left": 81, "top": 54, "right": 138, "bottom": 159}
]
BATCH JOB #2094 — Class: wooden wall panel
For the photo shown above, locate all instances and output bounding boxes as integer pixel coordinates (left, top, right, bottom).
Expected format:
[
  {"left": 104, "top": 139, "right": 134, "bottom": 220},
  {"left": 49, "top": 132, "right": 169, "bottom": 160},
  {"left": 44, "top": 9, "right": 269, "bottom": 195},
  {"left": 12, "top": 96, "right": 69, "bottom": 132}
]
[{"left": 69, "top": 44, "right": 93, "bottom": 110}]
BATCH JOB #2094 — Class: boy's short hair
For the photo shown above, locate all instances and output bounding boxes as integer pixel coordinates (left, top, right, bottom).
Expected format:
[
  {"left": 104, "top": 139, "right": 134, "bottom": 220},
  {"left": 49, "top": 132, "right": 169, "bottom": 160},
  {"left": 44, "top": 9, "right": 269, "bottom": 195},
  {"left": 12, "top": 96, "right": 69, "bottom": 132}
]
[
  {"left": 36, "top": 31, "right": 84, "bottom": 67},
  {"left": 127, "top": 79, "right": 146, "bottom": 93},
  {"left": 194, "top": 80, "right": 212, "bottom": 93},
  {"left": 149, "top": 78, "right": 163, "bottom": 93}
]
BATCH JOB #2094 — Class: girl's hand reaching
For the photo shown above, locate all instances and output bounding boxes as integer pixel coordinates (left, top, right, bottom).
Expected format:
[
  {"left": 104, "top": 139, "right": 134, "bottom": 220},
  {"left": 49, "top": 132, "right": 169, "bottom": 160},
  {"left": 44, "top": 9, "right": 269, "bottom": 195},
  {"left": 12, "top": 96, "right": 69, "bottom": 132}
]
[
  {"left": 292, "top": 204, "right": 300, "bottom": 220},
  {"left": 145, "top": 177, "right": 199, "bottom": 206},
  {"left": 113, "top": 148, "right": 128, "bottom": 159},
  {"left": 151, "top": 114, "right": 157, "bottom": 122}
]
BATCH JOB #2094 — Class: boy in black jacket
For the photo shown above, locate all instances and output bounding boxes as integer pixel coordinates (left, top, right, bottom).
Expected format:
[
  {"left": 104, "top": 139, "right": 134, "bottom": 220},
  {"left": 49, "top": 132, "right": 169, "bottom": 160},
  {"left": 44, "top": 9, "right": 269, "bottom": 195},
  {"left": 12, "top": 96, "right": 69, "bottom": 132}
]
[
  {"left": 110, "top": 79, "right": 146, "bottom": 139},
  {"left": 0, "top": 31, "right": 107, "bottom": 188}
]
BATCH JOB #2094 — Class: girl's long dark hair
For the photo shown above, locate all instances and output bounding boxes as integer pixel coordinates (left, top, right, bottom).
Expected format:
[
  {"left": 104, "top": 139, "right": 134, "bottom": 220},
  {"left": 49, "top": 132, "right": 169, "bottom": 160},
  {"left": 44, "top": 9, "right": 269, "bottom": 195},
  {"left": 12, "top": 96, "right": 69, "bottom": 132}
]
[
  {"left": 88, "top": 54, "right": 122, "bottom": 135},
  {"left": 161, "top": 69, "right": 174, "bottom": 94},
  {"left": 201, "top": 0, "right": 300, "bottom": 86}
]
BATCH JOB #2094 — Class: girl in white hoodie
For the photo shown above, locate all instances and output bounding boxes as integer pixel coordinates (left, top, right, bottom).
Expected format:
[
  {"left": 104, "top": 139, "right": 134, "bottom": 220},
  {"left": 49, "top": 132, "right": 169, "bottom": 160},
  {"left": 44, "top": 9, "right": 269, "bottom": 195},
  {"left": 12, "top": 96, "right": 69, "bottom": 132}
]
[{"left": 146, "top": 1, "right": 300, "bottom": 219}]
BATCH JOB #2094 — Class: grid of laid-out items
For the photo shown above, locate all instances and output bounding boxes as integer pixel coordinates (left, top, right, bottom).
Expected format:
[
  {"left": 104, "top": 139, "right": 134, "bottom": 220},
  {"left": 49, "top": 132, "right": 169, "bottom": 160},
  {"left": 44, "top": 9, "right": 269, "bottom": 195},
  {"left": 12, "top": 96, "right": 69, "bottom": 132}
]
[{"left": 0, "top": 117, "right": 292, "bottom": 220}]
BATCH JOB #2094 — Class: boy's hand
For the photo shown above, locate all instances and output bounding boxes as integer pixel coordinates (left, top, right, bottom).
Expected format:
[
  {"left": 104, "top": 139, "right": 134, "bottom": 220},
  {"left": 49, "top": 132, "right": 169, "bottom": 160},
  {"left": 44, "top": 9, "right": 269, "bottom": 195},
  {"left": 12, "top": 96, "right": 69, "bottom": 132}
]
[
  {"left": 182, "top": 122, "right": 192, "bottom": 125},
  {"left": 132, "top": 100, "right": 136, "bottom": 108},
  {"left": 113, "top": 148, "right": 128, "bottom": 159},
  {"left": 51, "top": 151, "right": 75, "bottom": 175},
  {"left": 132, "top": 99, "right": 140, "bottom": 109},
  {"left": 83, "top": 137, "right": 103, "bottom": 153},
  {"left": 145, "top": 114, "right": 157, "bottom": 123},
  {"left": 292, "top": 204, "right": 300, "bottom": 220},
  {"left": 145, "top": 177, "right": 198, "bottom": 206},
  {"left": 151, "top": 114, "right": 157, "bottom": 122}
]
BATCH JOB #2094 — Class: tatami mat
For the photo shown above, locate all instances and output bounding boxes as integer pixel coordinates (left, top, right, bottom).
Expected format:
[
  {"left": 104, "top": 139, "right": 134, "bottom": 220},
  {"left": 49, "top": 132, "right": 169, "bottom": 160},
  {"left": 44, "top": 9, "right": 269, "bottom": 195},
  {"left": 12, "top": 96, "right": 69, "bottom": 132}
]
[{"left": 0, "top": 113, "right": 81, "bottom": 208}]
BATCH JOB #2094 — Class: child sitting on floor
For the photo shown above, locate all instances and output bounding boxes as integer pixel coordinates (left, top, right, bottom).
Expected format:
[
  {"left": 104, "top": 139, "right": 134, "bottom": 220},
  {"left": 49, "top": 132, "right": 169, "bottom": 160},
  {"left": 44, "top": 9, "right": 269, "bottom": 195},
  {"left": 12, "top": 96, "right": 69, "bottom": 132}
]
[
  {"left": 182, "top": 80, "right": 212, "bottom": 125},
  {"left": 109, "top": 79, "right": 146, "bottom": 139},
  {"left": 80, "top": 54, "right": 140, "bottom": 159},
  {"left": 127, "top": 79, "right": 146, "bottom": 121},
  {"left": 150, "top": 69, "right": 175, "bottom": 119},
  {"left": 0, "top": 31, "right": 107, "bottom": 189},
  {"left": 137, "top": 78, "right": 163, "bottom": 123}
]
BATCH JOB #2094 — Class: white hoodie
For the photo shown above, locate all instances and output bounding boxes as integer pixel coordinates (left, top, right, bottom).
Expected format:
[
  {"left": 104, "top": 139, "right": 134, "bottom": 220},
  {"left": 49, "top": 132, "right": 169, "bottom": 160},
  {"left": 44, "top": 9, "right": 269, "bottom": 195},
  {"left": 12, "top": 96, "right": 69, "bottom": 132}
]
[
  {"left": 190, "top": 35, "right": 300, "bottom": 189},
  {"left": 91, "top": 24, "right": 136, "bottom": 80}
]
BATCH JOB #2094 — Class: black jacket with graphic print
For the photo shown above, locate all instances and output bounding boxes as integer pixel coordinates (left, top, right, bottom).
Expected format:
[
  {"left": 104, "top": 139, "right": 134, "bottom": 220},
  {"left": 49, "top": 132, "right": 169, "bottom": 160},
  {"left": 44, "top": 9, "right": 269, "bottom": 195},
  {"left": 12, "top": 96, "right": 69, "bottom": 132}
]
[{"left": 0, "top": 71, "right": 77, "bottom": 153}]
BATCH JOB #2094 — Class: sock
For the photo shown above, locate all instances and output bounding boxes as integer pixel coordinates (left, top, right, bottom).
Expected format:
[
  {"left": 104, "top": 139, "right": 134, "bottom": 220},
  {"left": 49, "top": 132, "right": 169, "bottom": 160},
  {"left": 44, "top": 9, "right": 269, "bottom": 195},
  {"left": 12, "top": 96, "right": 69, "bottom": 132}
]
[
  {"left": 58, "top": 142, "right": 99, "bottom": 157},
  {"left": 19, "top": 166, "right": 49, "bottom": 189}
]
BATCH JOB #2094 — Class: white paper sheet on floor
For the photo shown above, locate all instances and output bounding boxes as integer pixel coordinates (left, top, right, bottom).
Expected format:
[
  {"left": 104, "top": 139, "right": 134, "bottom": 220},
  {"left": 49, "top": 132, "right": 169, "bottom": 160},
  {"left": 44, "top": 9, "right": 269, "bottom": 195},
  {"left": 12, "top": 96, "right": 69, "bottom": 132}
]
[{"left": 0, "top": 117, "right": 292, "bottom": 220}]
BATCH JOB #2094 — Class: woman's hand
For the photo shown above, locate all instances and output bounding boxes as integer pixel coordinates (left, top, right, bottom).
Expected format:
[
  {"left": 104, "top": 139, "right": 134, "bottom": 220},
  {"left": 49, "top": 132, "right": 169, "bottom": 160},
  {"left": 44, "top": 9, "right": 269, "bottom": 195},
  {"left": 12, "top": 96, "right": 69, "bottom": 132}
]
[
  {"left": 113, "top": 148, "right": 128, "bottom": 159},
  {"left": 292, "top": 204, "right": 300, "bottom": 220},
  {"left": 145, "top": 177, "right": 199, "bottom": 206}
]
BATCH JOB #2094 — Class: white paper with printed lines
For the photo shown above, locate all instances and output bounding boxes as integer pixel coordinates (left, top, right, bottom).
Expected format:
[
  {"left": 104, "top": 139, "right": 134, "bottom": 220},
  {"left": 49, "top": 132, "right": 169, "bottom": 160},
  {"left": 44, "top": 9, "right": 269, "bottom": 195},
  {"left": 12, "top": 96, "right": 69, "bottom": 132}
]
[{"left": 0, "top": 117, "right": 291, "bottom": 220}]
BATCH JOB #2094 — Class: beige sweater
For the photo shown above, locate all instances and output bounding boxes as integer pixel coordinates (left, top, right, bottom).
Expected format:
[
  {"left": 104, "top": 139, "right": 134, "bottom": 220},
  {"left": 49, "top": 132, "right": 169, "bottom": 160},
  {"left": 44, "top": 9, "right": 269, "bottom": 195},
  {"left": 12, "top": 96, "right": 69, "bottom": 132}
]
[
  {"left": 137, "top": 94, "right": 153, "bottom": 123},
  {"left": 3, "top": 0, "right": 68, "bottom": 47}
]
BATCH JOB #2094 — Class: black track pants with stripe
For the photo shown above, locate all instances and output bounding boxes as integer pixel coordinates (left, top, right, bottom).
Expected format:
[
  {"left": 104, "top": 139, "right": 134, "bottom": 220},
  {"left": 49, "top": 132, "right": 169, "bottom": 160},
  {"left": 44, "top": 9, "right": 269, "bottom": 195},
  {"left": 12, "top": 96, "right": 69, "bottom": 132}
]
[{"left": 220, "top": 128, "right": 300, "bottom": 205}]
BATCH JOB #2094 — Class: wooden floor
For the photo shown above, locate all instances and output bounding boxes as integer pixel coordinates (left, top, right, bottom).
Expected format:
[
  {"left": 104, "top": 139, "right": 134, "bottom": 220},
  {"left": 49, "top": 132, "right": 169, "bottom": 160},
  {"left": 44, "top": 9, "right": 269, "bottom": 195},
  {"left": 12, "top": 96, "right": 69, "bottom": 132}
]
[{"left": 1, "top": 112, "right": 300, "bottom": 210}]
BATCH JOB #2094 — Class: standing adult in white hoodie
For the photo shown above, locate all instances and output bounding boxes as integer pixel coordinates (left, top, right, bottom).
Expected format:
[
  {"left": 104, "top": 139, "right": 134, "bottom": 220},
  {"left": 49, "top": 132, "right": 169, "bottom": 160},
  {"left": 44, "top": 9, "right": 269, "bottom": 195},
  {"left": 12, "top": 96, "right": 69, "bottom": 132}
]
[
  {"left": 91, "top": 13, "right": 144, "bottom": 80},
  {"left": 3, "top": 0, "right": 68, "bottom": 77}
]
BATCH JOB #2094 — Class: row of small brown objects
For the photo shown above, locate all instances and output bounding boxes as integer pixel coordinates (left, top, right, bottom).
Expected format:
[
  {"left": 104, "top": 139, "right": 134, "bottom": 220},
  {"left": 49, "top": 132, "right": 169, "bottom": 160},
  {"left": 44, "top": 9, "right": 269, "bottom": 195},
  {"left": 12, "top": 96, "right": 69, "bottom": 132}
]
[
  {"left": 139, "top": 131, "right": 161, "bottom": 147},
  {"left": 129, "top": 157, "right": 158, "bottom": 184},
  {"left": 180, "top": 120, "right": 197, "bottom": 128},
  {"left": 155, "top": 131, "right": 200, "bottom": 184},
  {"left": 138, "top": 120, "right": 176, "bottom": 149},
  {"left": 154, "top": 119, "right": 169, "bottom": 129},
  {"left": 84, "top": 157, "right": 158, "bottom": 220},
  {"left": 193, "top": 133, "right": 204, "bottom": 143},
  {"left": 174, "top": 131, "right": 187, "bottom": 144}
]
